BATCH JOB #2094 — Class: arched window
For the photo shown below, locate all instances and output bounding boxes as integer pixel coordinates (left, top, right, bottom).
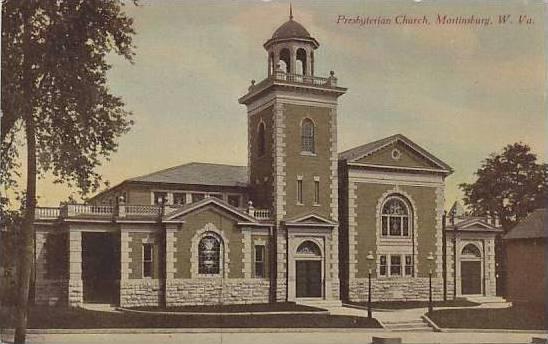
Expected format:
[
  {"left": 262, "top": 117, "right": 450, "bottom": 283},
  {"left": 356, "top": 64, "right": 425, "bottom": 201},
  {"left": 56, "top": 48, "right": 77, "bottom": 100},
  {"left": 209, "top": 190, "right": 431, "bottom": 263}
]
[
  {"left": 198, "top": 235, "right": 221, "bottom": 274},
  {"left": 301, "top": 118, "right": 315, "bottom": 153},
  {"left": 296, "top": 48, "right": 307, "bottom": 75},
  {"left": 381, "top": 197, "right": 411, "bottom": 237},
  {"left": 258, "top": 122, "right": 266, "bottom": 156},
  {"left": 461, "top": 244, "right": 481, "bottom": 258},
  {"left": 279, "top": 48, "right": 291, "bottom": 73},
  {"left": 296, "top": 241, "right": 321, "bottom": 256}
]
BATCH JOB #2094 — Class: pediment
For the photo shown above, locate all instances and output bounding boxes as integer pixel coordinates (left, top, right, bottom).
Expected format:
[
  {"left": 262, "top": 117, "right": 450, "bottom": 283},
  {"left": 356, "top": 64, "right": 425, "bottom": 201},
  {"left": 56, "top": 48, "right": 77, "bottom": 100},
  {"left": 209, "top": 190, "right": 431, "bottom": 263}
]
[
  {"left": 284, "top": 213, "right": 336, "bottom": 227},
  {"left": 164, "top": 197, "right": 256, "bottom": 223},
  {"left": 355, "top": 141, "right": 442, "bottom": 170},
  {"left": 343, "top": 134, "right": 452, "bottom": 173},
  {"left": 458, "top": 220, "right": 497, "bottom": 231}
]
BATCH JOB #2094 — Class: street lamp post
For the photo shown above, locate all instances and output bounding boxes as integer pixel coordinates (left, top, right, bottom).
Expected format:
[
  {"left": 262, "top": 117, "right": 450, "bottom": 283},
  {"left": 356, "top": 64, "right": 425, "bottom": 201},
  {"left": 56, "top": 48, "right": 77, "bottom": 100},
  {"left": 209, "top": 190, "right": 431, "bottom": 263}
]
[
  {"left": 427, "top": 251, "right": 434, "bottom": 314},
  {"left": 366, "top": 251, "right": 375, "bottom": 319}
]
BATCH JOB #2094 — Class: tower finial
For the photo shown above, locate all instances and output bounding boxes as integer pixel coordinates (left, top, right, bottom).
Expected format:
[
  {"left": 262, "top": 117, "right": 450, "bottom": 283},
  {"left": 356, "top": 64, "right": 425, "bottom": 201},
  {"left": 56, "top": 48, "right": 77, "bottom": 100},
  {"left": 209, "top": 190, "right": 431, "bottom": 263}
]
[{"left": 289, "top": 3, "right": 293, "bottom": 20}]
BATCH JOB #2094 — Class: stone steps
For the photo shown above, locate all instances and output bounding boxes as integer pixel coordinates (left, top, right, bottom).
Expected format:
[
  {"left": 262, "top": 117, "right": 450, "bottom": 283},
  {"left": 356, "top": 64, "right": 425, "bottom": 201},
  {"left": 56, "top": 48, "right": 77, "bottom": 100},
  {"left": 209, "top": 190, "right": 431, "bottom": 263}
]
[
  {"left": 463, "top": 295, "right": 507, "bottom": 303},
  {"left": 382, "top": 319, "right": 433, "bottom": 332},
  {"left": 296, "top": 299, "right": 343, "bottom": 309}
]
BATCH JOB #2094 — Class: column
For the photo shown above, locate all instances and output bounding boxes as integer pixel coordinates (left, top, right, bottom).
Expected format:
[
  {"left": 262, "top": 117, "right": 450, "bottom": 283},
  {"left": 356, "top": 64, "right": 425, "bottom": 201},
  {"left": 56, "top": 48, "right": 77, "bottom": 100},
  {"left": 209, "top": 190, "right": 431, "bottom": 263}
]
[
  {"left": 305, "top": 50, "right": 312, "bottom": 76},
  {"left": 165, "top": 225, "right": 177, "bottom": 306},
  {"left": 289, "top": 47, "right": 296, "bottom": 74},
  {"left": 68, "top": 231, "right": 83, "bottom": 306},
  {"left": 242, "top": 228, "right": 252, "bottom": 279}
]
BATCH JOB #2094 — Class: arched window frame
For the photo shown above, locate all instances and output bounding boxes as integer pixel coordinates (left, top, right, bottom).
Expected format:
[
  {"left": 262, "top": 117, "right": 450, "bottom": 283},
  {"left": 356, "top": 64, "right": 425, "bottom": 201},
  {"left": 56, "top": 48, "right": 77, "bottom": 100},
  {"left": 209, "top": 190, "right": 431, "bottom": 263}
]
[
  {"left": 461, "top": 243, "right": 481, "bottom": 258},
  {"left": 381, "top": 196, "right": 412, "bottom": 238},
  {"left": 191, "top": 223, "right": 230, "bottom": 278},
  {"left": 301, "top": 118, "right": 315, "bottom": 154},
  {"left": 296, "top": 240, "right": 322, "bottom": 257},
  {"left": 198, "top": 234, "right": 222, "bottom": 275},
  {"left": 257, "top": 121, "right": 266, "bottom": 157}
]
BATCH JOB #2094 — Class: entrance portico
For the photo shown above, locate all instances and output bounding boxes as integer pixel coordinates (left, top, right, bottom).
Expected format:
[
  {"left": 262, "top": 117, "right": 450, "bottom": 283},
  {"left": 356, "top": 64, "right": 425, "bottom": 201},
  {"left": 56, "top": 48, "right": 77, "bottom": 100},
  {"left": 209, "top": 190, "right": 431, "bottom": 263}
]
[{"left": 285, "top": 214, "right": 338, "bottom": 302}]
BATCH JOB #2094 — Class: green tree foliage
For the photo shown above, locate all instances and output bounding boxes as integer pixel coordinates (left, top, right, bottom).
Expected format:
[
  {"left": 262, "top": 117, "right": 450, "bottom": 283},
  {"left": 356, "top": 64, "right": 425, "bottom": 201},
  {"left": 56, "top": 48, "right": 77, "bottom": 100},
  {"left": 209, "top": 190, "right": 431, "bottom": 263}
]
[
  {"left": 459, "top": 143, "right": 547, "bottom": 230},
  {"left": 1, "top": 2, "right": 136, "bottom": 342}
]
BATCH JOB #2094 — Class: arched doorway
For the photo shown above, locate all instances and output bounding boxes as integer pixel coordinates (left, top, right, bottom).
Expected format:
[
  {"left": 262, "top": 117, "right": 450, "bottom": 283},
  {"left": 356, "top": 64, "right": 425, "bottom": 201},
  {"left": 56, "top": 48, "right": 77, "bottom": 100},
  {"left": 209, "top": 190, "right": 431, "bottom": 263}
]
[
  {"left": 295, "top": 241, "right": 322, "bottom": 298},
  {"left": 461, "top": 244, "right": 482, "bottom": 295}
]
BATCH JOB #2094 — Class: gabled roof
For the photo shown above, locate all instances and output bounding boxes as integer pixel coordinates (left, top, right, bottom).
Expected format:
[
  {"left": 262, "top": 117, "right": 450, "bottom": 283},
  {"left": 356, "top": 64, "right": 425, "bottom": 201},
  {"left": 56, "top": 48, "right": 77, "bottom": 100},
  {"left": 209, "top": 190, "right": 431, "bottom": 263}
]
[
  {"left": 504, "top": 209, "right": 547, "bottom": 240},
  {"left": 338, "top": 134, "right": 453, "bottom": 173},
  {"left": 129, "top": 162, "right": 248, "bottom": 187},
  {"left": 284, "top": 212, "right": 336, "bottom": 227},
  {"left": 164, "top": 197, "right": 259, "bottom": 223},
  {"left": 446, "top": 217, "right": 502, "bottom": 233}
]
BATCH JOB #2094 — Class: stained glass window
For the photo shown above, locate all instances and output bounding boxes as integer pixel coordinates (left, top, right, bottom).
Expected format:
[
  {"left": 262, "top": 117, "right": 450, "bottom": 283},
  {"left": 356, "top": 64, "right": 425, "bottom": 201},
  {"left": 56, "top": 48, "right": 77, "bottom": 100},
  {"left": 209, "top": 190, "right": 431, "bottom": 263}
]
[
  {"left": 296, "top": 241, "right": 321, "bottom": 256},
  {"left": 198, "top": 235, "right": 221, "bottom": 274},
  {"left": 461, "top": 244, "right": 481, "bottom": 257},
  {"left": 380, "top": 255, "right": 387, "bottom": 276},
  {"left": 390, "top": 255, "right": 402, "bottom": 276},
  {"left": 405, "top": 255, "right": 413, "bottom": 276},
  {"left": 381, "top": 197, "right": 411, "bottom": 237}
]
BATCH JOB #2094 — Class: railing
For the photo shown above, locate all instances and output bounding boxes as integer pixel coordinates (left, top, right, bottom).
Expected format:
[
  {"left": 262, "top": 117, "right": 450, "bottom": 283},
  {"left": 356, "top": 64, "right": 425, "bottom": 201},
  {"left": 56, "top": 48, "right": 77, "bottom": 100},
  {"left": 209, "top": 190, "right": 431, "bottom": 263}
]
[
  {"left": 61, "top": 204, "right": 114, "bottom": 217},
  {"left": 123, "top": 205, "right": 162, "bottom": 217},
  {"left": 249, "top": 208, "right": 271, "bottom": 220},
  {"left": 35, "top": 207, "right": 61, "bottom": 219},
  {"left": 248, "top": 70, "right": 338, "bottom": 94},
  {"left": 34, "top": 203, "right": 271, "bottom": 221}
]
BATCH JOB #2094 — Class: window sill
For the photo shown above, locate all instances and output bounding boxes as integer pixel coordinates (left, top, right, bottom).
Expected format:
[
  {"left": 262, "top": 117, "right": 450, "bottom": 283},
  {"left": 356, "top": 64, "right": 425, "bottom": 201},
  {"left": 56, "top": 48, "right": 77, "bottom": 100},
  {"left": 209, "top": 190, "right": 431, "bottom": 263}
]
[
  {"left": 195, "top": 275, "right": 224, "bottom": 279},
  {"left": 300, "top": 151, "right": 317, "bottom": 157},
  {"left": 296, "top": 202, "right": 304, "bottom": 206},
  {"left": 379, "top": 236, "right": 413, "bottom": 242},
  {"left": 313, "top": 203, "right": 321, "bottom": 207}
]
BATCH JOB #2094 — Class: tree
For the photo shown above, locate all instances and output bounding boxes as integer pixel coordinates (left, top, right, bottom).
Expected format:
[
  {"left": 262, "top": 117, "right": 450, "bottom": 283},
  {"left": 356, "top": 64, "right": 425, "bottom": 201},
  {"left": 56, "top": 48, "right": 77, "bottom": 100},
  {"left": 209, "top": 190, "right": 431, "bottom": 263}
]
[
  {"left": 459, "top": 143, "right": 547, "bottom": 230},
  {"left": 1, "top": 2, "right": 136, "bottom": 342}
]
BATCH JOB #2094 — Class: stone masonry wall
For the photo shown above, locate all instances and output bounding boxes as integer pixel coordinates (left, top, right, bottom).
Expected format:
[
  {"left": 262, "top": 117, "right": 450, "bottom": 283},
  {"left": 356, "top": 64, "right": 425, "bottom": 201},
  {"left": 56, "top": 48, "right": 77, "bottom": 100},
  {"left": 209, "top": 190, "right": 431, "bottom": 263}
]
[
  {"left": 348, "top": 277, "right": 451, "bottom": 302},
  {"left": 166, "top": 278, "right": 270, "bottom": 306},
  {"left": 120, "top": 279, "right": 162, "bottom": 307}
]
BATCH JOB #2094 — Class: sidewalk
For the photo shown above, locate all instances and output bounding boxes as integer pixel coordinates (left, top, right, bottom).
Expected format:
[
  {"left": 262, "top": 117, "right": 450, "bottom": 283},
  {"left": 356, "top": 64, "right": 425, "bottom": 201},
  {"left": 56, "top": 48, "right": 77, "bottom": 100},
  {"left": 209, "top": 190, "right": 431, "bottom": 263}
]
[{"left": 1, "top": 329, "right": 546, "bottom": 344}]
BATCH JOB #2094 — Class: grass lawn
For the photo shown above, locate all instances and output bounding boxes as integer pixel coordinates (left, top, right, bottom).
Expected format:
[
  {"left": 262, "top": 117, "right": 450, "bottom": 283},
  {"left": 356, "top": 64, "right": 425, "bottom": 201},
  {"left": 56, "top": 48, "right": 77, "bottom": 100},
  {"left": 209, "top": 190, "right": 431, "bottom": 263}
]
[
  {"left": 128, "top": 302, "right": 325, "bottom": 313},
  {"left": 346, "top": 299, "right": 480, "bottom": 310},
  {"left": 0, "top": 306, "right": 381, "bottom": 329},
  {"left": 428, "top": 307, "right": 546, "bottom": 330}
]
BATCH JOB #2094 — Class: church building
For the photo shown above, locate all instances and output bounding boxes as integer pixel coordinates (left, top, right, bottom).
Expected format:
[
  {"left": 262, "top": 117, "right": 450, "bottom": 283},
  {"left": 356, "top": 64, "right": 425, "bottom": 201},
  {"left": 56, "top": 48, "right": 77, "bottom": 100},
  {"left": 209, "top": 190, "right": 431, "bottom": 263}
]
[{"left": 31, "top": 13, "right": 499, "bottom": 307}]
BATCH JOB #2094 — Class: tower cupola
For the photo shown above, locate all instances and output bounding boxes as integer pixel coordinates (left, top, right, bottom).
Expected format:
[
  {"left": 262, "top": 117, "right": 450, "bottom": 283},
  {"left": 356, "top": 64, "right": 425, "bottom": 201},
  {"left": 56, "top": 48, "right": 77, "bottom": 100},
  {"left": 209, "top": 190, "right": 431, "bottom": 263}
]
[{"left": 264, "top": 6, "right": 319, "bottom": 76}]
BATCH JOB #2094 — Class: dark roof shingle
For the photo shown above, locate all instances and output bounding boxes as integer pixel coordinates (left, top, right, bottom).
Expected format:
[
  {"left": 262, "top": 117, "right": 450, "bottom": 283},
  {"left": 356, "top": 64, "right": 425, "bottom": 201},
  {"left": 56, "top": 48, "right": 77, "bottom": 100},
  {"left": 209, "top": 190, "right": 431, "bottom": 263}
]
[
  {"left": 504, "top": 209, "right": 547, "bottom": 240},
  {"left": 129, "top": 162, "right": 248, "bottom": 187}
]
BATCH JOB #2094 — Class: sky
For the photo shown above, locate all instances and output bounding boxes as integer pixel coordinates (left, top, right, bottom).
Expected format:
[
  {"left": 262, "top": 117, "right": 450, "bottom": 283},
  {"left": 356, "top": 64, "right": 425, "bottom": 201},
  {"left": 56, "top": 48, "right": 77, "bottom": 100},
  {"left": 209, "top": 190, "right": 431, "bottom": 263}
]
[{"left": 26, "top": 0, "right": 545, "bottom": 208}]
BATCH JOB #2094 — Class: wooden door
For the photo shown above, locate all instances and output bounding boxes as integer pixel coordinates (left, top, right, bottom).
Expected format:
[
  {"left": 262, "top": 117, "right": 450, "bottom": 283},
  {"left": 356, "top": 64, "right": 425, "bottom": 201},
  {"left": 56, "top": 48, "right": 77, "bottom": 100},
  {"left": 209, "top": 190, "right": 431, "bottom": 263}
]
[
  {"left": 461, "top": 261, "right": 481, "bottom": 295},
  {"left": 296, "top": 260, "right": 322, "bottom": 298}
]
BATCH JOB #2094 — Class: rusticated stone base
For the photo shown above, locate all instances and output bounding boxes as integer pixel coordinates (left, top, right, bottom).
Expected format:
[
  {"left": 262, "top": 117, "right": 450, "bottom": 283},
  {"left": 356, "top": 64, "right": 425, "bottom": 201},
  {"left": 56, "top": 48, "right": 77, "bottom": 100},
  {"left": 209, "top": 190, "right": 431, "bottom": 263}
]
[
  {"left": 348, "top": 277, "right": 452, "bottom": 302},
  {"left": 166, "top": 278, "right": 270, "bottom": 306},
  {"left": 35, "top": 279, "right": 67, "bottom": 306},
  {"left": 276, "top": 279, "right": 287, "bottom": 302},
  {"left": 68, "top": 279, "right": 83, "bottom": 306},
  {"left": 120, "top": 279, "right": 162, "bottom": 307}
]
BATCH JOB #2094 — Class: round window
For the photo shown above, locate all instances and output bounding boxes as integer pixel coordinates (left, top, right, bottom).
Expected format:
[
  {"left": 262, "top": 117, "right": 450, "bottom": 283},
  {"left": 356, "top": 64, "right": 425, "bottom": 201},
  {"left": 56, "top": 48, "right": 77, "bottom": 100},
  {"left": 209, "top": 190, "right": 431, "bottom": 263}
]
[{"left": 391, "top": 149, "right": 402, "bottom": 160}]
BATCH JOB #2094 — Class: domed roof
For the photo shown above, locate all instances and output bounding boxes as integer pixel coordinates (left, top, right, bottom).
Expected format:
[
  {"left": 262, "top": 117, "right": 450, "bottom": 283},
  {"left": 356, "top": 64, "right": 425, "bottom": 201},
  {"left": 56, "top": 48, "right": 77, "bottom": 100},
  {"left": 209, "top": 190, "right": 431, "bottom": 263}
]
[{"left": 272, "top": 19, "right": 311, "bottom": 39}]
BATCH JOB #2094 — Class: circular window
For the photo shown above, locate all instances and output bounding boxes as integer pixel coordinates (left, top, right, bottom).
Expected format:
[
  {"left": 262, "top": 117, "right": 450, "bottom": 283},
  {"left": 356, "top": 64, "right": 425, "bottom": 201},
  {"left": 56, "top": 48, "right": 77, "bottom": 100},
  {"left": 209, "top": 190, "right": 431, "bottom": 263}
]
[{"left": 391, "top": 149, "right": 402, "bottom": 160}]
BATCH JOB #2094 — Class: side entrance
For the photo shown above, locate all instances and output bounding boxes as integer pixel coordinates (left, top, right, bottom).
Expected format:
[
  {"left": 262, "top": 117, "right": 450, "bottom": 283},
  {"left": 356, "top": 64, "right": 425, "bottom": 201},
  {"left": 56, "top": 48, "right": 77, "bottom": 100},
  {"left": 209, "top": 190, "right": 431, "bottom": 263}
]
[{"left": 82, "top": 232, "right": 120, "bottom": 304}]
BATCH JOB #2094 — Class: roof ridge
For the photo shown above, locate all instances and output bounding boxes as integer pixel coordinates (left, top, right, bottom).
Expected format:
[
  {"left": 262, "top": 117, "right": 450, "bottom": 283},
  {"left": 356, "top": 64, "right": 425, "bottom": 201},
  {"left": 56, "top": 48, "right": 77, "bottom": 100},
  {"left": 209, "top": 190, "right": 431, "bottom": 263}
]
[
  {"left": 338, "top": 133, "right": 400, "bottom": 157},
  {"left": 128, "top": 162, "right": 194, "bottom": 181}
]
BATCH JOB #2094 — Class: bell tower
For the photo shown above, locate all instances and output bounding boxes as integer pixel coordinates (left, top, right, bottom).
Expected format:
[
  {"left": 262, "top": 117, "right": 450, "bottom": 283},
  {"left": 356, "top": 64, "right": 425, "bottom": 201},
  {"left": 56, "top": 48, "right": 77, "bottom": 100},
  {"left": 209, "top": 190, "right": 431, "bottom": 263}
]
[{"left": 239, "top": 9, "right": 346, "bottom": 302}]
